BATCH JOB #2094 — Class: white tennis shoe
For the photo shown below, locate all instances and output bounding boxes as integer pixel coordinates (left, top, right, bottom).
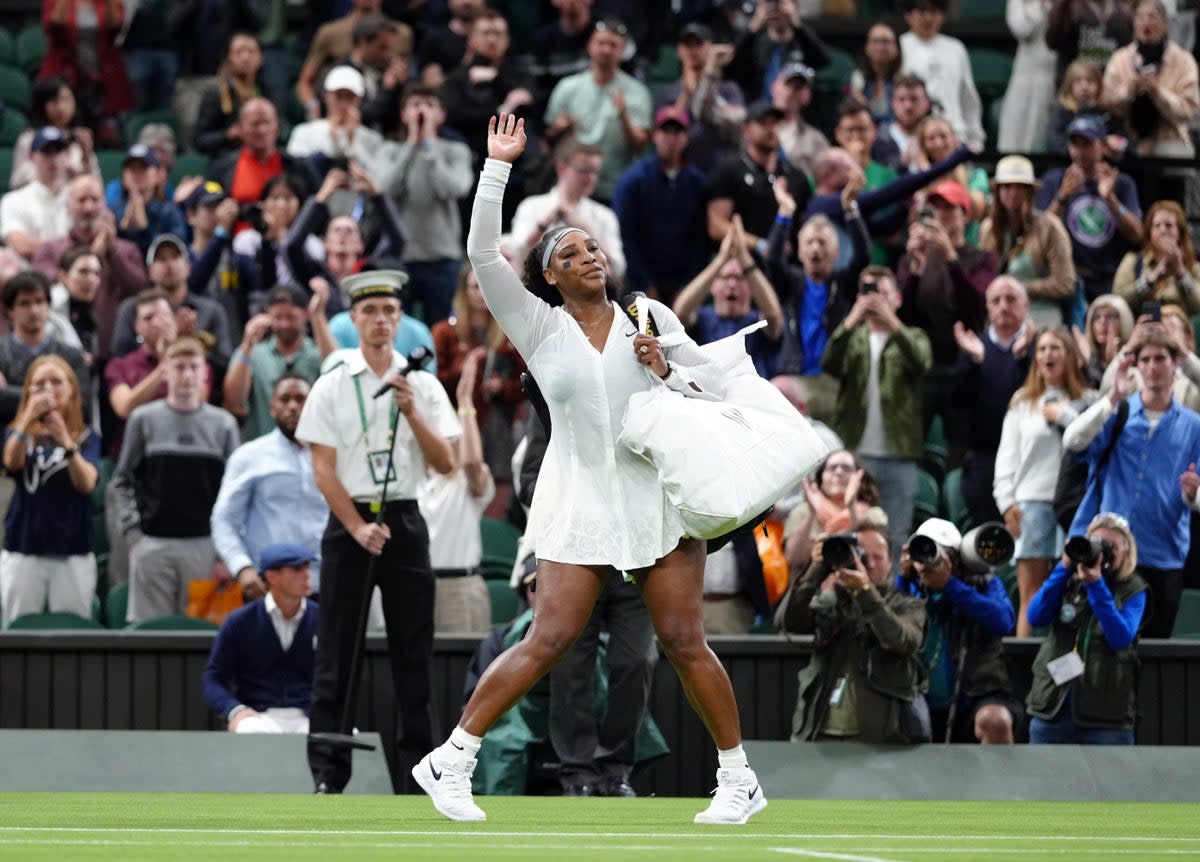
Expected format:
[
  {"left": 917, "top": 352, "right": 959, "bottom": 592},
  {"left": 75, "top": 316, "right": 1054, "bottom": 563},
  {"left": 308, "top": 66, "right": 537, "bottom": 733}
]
[
  {"left": 413, "top": 749, "right": 487, "bottom": 822},
  {"left": 693, "top": 766, "right": 768, "bottom": 825}
]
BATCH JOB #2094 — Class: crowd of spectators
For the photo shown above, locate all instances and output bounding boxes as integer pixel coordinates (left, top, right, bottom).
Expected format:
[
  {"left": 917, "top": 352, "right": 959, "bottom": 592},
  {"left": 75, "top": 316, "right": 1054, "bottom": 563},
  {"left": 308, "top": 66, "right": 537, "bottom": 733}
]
[{"left": 0, "top": 0, "right": 1199, "bottom": 754}]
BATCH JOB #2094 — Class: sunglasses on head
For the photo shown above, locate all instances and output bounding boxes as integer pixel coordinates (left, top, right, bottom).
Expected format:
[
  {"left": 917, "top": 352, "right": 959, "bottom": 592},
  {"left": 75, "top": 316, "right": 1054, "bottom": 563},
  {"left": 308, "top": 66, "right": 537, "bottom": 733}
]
[{"left": 594, "top": 20, "right": 628, "bottom": 37}]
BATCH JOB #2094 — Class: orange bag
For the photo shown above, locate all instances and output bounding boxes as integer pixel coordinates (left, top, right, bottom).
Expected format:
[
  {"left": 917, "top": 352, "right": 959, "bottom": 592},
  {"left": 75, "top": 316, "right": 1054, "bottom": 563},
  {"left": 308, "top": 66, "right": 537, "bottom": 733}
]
[
  {"left": 755, "top": 520, "right": 790, "bottom": 606},
  {"left": 187, "top": 579, "right": 244, "bottom": 625}
]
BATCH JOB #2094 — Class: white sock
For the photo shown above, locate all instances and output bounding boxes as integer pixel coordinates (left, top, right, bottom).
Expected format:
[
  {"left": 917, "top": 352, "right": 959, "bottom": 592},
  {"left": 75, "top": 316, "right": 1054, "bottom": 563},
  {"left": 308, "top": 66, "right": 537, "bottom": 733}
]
[
  {"left": 717, "top": 745, "right": 748, "bottom": 769},
  {"left": 446, "top": 726, "right": 483, "bottom": 755}
]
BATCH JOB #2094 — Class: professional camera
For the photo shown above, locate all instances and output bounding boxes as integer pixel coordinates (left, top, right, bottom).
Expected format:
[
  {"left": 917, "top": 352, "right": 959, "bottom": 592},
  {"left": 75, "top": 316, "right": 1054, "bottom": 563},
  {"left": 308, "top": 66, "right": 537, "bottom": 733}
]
[
  {"left": 907, "top": 522, "right": 1015, "bottom": 574},
  {"left": 1064, "top": 535, "right": 1116, "bottom": 575},
  {"left": 823, "top": 532, "right": 865, "bottom": 570}
]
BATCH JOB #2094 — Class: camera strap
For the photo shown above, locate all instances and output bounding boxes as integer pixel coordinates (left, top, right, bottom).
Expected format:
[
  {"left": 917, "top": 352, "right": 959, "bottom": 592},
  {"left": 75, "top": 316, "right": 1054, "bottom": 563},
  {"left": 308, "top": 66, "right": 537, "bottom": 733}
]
[{"left": 1088, "top": 399, "right": 1130, "bottom": 497}]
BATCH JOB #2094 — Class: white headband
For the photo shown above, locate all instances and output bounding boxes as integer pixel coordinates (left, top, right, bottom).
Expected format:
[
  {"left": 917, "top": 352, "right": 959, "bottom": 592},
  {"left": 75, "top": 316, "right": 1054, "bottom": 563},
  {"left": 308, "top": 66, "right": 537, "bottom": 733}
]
[{"left": 541, "top": 227, "right": 584, "bottom": 270}]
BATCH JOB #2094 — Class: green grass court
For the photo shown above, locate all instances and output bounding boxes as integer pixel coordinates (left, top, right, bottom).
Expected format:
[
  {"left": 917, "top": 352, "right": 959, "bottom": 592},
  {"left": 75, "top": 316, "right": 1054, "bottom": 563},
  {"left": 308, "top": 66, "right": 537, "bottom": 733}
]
[{"left": 1, "top": 794, "right": 1198, "bottom": 861}]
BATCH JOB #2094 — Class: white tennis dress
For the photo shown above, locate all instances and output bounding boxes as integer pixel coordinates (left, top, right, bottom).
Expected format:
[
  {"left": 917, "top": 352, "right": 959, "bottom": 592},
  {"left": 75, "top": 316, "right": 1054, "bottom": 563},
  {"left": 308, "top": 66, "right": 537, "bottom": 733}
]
[{"left": 468, "top": 158, "right": 726, "bottom": 571}]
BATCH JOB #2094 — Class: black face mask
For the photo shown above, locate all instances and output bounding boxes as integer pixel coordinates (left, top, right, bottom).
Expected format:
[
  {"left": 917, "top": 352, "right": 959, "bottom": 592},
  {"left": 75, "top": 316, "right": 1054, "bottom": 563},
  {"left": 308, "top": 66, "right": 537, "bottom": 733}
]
[{"left": 1137, "top": 39, "right": 1166, "bottom": 66}]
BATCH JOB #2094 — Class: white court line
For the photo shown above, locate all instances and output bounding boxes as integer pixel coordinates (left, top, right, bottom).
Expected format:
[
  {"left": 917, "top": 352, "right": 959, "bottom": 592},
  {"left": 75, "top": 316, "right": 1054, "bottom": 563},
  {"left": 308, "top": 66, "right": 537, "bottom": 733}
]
[
  {"left": 0, "top": 827, "right": 1194, "bottom": 843},
  {"left": 773, "top": 850, "right": 902, "bottom": 862}
]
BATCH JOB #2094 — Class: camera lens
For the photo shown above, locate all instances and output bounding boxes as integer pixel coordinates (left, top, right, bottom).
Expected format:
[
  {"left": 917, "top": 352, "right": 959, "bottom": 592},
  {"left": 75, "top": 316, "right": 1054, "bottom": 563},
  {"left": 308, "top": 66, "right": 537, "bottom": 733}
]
[
  {"left": 824, "top": 535, "right": 854, "bottom": 570},
  {"left": 1064, "top": 536, "right": 1099, "bottom": 567}
]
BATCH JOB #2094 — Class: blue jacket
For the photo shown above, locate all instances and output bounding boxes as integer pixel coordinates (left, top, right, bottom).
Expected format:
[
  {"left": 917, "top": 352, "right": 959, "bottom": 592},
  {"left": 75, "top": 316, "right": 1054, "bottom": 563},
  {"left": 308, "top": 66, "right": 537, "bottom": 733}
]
[
  {"left": 201, "top": 598, "right": 318, "bottom": 720},
  {"left": 611, "top": 154, "right": 710, "bottom": 294}
]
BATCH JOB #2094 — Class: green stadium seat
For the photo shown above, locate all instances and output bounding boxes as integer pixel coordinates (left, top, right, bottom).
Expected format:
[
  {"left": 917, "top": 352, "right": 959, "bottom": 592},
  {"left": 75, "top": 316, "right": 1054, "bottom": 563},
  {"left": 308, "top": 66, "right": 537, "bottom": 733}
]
[
  {"left": 169, "top": 151, "right": 211, "bottom": 187},
  {"left": 123, "top": 109, "right": 180, "bottom": 148},
  {"left": 913, "top": 469, "right": 940, "bottom": 532},
  {"left": 481, "top": 517, "right": 521, "bottom": 570},
  {"left": 15, "top": 25, "right": 46, "bottom": 77},
  {"left": 970, "top": 49, "right": 1014, "bottom": 101},
  {"left": 1171, "top": 589, "right": 1200, "bottom": 638},
  {"left": 0, "top": 108, "right": 25, "bottom": 149},
  {"left": 814, "top": 47, "right": 855, "bottom": 89},
  {"left": 95, "top": 149, "right": 126, "bottom": 183},
  {"left": 0, "top": 30, "right": 15, "bottom": 67},
  {"left": 104, "top": 581, "right": 128, "bottom": 629},
  {"left": 9, "top": 612, "right": 104, "bottom": 630},
  {"left": 957, "top": 0, "right": 1007, "bottom": 21},
  {"left": 480, "top": 560, "right": 514, "bottom": 581},
  {"left": 0, "top": 144, "right": 13, "bottom": 191},
  {"left": 1192, "top": 315, "right": 1200, "bottom": 353},
  {"left": 647, "top": 44, "right": 682, "bottom": 94},
  {"left": 923, "top": 415, "right": 949, "bottom": 483},
  {"left": 487, "top": 579, "right": 518, "bottom": 625},
  {"left": 0, "top": 64, "right": 32, "bottom": 115},
  {"left": 130, "top": 615, "right": 219, "bottom": 631},
  {"left": 942, "top": 467, "right": 974, "bottom": 532}
]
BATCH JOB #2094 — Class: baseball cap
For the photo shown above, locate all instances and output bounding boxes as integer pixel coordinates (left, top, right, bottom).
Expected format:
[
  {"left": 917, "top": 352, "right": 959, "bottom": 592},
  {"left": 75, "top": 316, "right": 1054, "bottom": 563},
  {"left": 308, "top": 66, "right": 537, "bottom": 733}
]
[
  {"left": 746, "top": 101, "right": 785, "bottom": 124},
  {"left": 324, "top": 65, "right": 366, "bottom": 97},
  {"left": 912, "top": 518, "right": 963, "bottom": 550},
  {"left": 343, "top": 269, "right": 409, "bottom": 305},
  {"left": 927, "top": 180, "right": 970, "bottom": 212},
  {"left": 30, "top": 126, "right": 70, "bottom": 152},
  {"left": 1066, "top": 115, "right": 1105, "bottom": 141},
  {"left": 779, "top": 62, "right": 815, "bottom": 85},
  {"left": 677, "top": 22, "right": 713, "bottom": 43},
  {"left": 123, "top": 143, "right": 160, "bottom": 168},
  {"left": 654, "top": 105, "right": 690, "bottom": 130},
  {"left": 259, "top": 542, "right": 318, "bottom": 572},
  {"left": 145, "top": 233, "right": 188, "bottom": 266},
  {"left": 183, "top": 180, "right": 228, "bottom": 210}
]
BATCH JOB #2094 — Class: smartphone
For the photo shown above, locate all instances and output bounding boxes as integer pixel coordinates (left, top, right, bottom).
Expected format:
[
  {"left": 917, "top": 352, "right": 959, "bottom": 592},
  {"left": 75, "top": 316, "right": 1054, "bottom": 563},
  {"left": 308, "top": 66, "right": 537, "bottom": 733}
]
[
  {"left": 1145, "top": 300, "right": 1162, "bottom": 323},
  {"left": 1137, "top": 63, "right": 1158, "bottom": 76},
  {"left": 917, "top": 206, "right": 934, "bottom": 223},
  {"left": 859, "top": 280, "right": 879, "bottom": 295}
]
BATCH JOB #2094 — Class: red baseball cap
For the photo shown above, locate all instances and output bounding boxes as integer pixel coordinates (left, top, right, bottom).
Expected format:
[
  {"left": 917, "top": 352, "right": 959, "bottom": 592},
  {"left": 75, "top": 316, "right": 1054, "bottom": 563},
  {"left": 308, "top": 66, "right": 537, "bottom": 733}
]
[
  {"left": 654, "top": 105, "right": 691, "bottom": 130},
  {"left": 927, "top": 181, "right": 970, "bottom": 212}
]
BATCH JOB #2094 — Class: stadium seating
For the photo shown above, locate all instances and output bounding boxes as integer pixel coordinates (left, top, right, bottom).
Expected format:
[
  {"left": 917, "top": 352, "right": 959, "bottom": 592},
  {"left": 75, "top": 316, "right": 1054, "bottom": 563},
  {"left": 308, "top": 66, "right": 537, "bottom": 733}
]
[
  {"left": 9, "top": 612, "right": 104, "bottom": 630},
  {"left": 123, "top": 109, "right": 181, "bottom": 147},
  {"left": 14, "top": 24, "right": 45, "bottom": 77},
  {"left": 0, "top": 64, "right": 31, "bottom": 114},
  {"left": 487, "top": 579, "right": 518, "bottom": 625},
  {"left": 0, "top": 110, "right": 24, "bottom": 149},
  {"left": 104, "top": 582, "right": 128, "bottom": 630},
  {"left": 95, "top": 149, "right": 126, "bottom": 183},
  {"left": 1172, "top": 589, "right": 1200, "bottom": 639},
  {"left": 0, "top": 29, "right": 14, "bottom": 67},
  {"left": 922, "top": 416, "right": 949, "bottom": 484},
  {"left": 942, "top": 467, "right": 973, "bottom": 532},
  {"left": 913, "top": 469, "right": 940, "bottom": 532},
  {"left": 169, "top": 151, "right": 211, "bottom": 187},
  {"left": 0, "top": 144, "right": 13, "bottom": 190},
  {"left": 129, "top": 615, "right": 219, "bottom": 632},
  {"left": 481, "top": 516, "right": 521, "bottom": 570}
]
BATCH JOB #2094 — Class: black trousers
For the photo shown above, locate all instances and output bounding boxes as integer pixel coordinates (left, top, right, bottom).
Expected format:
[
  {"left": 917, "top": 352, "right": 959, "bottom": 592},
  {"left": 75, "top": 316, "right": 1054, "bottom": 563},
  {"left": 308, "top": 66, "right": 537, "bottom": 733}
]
[
  {"left": 549, "top": 574, "right": 656, "bottom": 790},
  {"left": 962, "top": 450, "right": 1003, "bottom": 527},
  {"left": 1139, "top": 566, "right": 1184, "bottom": 639},
  {"left": 307, "top": 501, "right": 435, "bottom": 792}
]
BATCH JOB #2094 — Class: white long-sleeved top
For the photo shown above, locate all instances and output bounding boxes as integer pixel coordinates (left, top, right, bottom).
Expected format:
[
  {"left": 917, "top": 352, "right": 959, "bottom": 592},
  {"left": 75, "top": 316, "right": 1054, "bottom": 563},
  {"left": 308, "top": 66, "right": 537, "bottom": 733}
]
[
  {"left": 468, "top": 158, "right": 724, "bottom": 569},
  {"left": 993, "top": 388, "right": 1079, "bottom": 513},
  {"left": 900, "top": 31, "right": 986, "bottom": 148}
]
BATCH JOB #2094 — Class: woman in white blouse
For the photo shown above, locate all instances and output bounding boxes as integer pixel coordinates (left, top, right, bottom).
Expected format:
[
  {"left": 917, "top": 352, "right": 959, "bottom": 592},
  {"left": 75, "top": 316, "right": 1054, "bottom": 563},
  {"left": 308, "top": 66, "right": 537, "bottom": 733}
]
[
  {"left": 994, "top": 327, "right": 1095, "bottom": 636},
  {"left": 411, "top": 115, "right": 766, "bottom": 827}
]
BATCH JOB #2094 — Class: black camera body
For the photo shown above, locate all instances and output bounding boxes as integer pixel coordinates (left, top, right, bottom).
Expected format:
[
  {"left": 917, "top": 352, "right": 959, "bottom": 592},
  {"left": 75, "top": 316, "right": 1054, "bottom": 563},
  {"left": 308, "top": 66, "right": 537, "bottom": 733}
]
[
  {"left": 1065, "top": 535, "right": 1116, "bottom": 576},
  {"left": 823, "top": 532, "right": 865, "bottom": 571}
]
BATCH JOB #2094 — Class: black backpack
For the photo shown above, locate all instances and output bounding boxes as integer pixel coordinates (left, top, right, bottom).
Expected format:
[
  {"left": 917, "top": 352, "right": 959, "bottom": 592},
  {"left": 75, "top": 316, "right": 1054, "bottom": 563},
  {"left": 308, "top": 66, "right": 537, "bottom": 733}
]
[{"left": 1052, "top": 399, "right": 1130, "bottom": 532}]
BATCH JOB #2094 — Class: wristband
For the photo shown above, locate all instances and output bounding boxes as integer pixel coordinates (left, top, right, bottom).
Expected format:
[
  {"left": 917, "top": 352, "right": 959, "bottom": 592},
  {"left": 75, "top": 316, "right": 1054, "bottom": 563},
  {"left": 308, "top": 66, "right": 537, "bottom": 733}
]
[
  {"left": 1116, "top": 203, "right": 1129, "bottom": 218},
  {"left": 458, "top": 406, "right": 477, "bottom": 417},
  {"left": 775, "top": 214, "right": 793, "bottom": 225},
  {"left": 234, "top": 350, "right": 253, "bottom": 366},
  {"left": 12, "top": 430, "right": 27, "bottom": 443},
  {"left": 755, "top": 238, "right": 768, "bottom": 258},
  {"left": 62, "top": 446, "right": 77, "bottom": 459},
  {"left": 214, "top": 227, "right": 230, "bottom": 240}
]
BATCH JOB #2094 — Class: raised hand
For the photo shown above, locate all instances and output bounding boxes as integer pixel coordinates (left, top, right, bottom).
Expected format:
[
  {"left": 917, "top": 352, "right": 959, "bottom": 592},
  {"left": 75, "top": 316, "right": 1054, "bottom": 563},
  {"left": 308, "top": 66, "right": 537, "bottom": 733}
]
[
  {"left": 1071, "top": 324, "right": 1092, "bottom": 365},
  {"left": 954, "top": 321, "right": 986, "bottom": 364},
  {"left": 308, "top": 277, "right": 330, "bottom": 318},
  {"left": 487, "top": 113, "right": 527, "bottom": 164},
  {"left": 773, "top": 176, "right": 796, "bottom": 218},
  {"left": 1109, "top": 350, "right": 1137, "bottom": 404}
]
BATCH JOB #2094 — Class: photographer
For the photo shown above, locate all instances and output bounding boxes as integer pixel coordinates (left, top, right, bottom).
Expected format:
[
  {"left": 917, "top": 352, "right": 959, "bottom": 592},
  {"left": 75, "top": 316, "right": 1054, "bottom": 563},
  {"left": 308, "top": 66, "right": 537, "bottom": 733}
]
[
  {"left": 1027, "top": 513, "right": 1147, "bottom": 745},
  {"left": 897, "top": 518, "right": 1020, "bottom": 744},
  {"left": 776, "top": 525, "right": 928, "bottom": 743}
]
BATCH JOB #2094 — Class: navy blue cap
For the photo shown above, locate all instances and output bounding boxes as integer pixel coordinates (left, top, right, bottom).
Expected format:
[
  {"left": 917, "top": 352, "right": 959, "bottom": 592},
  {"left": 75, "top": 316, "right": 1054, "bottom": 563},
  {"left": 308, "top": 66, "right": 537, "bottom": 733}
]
[
  {"left": 31, "top": 126, "right": 70, "bottom": 152},
  {"left": 1066, "top": 115, "right": 1105, "bottom": 142},
  {"left": 123, "top": 143, "right": 160, "bottom": 168},
  {"left": 259, "top": 542, "right": 318, "bottom": 572}
]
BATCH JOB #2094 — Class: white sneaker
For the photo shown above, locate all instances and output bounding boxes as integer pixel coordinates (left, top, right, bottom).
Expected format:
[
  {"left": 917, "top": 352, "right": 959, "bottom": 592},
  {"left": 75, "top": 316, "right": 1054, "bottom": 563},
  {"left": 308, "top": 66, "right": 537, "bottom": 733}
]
[
  {"left": 694, "top": 766, "right": 767, "bottom": 825},
  {"left": 412, "top": 749, "right": 487, "bottom": 822}
]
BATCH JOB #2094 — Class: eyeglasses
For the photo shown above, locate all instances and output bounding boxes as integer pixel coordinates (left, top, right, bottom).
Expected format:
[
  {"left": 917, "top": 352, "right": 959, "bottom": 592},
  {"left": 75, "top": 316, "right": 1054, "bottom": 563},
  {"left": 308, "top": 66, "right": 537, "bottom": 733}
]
[
  {"left": 594, "top": 20, "right": 628, "bottom": 37},
  {"left": 824, "top": 463, "right": 856, "bottom": 475}
]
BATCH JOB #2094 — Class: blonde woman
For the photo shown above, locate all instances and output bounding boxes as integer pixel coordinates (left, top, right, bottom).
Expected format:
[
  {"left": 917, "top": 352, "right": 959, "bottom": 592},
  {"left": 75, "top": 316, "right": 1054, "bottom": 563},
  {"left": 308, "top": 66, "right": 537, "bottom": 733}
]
[
  {"left": 0, "top": 355, "right": 99, "bottom": 627},
  {"left": 912, "top": 115, "right": 990, "bottom": 243},
  {"left": 980, "top": 156, "right": 1076, "bottom": 327},
  {"left": 1072, "top": 294, "right": 1134, "bottom": 388},
  {"left": 1113, "top": 200, "right": 1200, "bottom": 317},
  {"left": 994, "top": 328, "right": 1094, "bottom": 637},
  {"left": 1046, "top": 60, "right": 1108, "bottom": 154}
]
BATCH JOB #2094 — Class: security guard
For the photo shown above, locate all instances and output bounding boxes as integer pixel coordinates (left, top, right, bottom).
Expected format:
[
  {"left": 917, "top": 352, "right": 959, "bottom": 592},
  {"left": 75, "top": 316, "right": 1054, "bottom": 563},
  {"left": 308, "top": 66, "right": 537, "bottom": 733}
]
[{"left": 295, "top": 269, "right": 461, "bottom": 793}]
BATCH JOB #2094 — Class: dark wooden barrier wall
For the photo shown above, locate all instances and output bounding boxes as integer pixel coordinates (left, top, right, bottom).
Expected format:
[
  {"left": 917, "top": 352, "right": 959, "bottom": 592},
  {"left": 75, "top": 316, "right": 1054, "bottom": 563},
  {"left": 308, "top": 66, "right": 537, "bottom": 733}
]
[{"left": 3, "top": 633, "right": 1200, "bottom": 796}]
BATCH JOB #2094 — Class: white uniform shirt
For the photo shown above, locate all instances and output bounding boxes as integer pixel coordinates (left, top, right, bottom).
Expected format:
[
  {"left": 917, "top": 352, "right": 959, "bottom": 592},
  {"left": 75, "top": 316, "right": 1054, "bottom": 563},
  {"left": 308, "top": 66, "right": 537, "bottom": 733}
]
[
  {"left": 295, "top": 347, "right": 461, "bottom": 501},
  {"left": 265, "top": 593, "right": 307, "bottom": 652},
  {"left": 420, "top": 469, "right": 496, "bottom": 569},
  {"left": 0, "top": 180, "right": 71, "bottom": 244}
]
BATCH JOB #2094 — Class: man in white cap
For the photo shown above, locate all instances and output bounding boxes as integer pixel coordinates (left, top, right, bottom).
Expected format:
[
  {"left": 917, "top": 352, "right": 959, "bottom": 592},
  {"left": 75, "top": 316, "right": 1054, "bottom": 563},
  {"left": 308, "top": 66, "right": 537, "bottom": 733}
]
[
  {"left": 295, "top": 268, "right": 460, "bottom": 794},
  {"left": 287, "top": 66, "right": 385, "bottom": 166},
  {"left": 895, "top": 517, "right": 1020, "bottom": 745}
]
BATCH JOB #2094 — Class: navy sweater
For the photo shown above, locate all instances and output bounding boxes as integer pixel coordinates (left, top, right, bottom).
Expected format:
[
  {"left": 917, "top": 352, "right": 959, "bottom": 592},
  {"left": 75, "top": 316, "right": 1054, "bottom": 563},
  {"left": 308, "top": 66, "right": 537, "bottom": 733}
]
[
  {"left": 953, "top": 335, "right": 1031, "bottom": 454},
  {"left": 201, "top": 598, "right": 318, "bottom": 720}
]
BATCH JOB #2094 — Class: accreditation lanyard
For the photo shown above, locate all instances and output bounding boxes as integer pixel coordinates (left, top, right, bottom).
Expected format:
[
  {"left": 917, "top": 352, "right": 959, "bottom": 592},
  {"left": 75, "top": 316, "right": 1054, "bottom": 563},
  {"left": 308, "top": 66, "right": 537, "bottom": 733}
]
[{"left": 353, "top": 375, "right": 399, "bottom": 508}]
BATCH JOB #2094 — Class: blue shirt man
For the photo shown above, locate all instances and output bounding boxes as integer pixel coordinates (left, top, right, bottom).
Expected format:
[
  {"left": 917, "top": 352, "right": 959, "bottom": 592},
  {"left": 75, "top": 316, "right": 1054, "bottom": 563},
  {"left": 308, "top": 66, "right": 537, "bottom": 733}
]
[{"left": 211, "top": 376, "right": 329, "bottom": 597}]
